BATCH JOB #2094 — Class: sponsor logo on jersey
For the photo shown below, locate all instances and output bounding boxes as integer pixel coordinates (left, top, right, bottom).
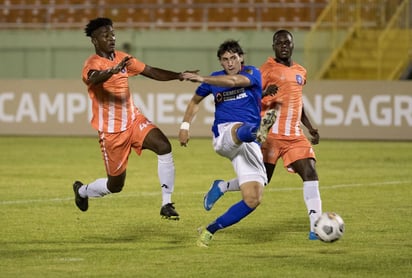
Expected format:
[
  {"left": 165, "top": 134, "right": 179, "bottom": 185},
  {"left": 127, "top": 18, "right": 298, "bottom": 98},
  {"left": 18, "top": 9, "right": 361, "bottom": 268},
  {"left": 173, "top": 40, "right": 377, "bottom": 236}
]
[{"left": 215, "top": 88, "right": 247, "bottom": 103}]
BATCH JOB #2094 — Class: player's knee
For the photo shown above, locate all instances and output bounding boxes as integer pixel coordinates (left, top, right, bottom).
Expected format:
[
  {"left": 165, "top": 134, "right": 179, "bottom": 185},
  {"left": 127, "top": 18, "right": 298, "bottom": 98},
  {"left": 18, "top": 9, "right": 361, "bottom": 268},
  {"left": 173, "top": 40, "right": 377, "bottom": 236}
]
[
  {"left": 241, "top": 180, "right": 263, "bottom": 208},
  {"left": 152, "top": 136, "right": 172, "bottom": 155},
  {"left": 236, "top": 124, "right": 258, "bottom": 143},
  {"left": 307, "top": 159, "right": 318, "bottom": 180},
  {"left": 144, "top": 128, "right": 172, "bottom": 155},
  {"left": 299, "top": 159, "right": 318, "bottom": 181},
  {"left": 304, "top": 167, "right": 318, "bottom": 181},
  {"left": 157, "top": 141, "right": 172, "bottom": 155},
  {"left": 243, "top": 195, "right": 261, "bottom": 209}
]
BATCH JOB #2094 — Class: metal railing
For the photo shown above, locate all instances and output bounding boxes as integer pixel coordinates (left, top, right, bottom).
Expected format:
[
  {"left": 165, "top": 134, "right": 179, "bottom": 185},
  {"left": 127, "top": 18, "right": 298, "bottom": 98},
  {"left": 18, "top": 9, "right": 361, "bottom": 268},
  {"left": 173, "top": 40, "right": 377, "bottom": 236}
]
[
  {"left": 304, "top": 0, "right": 410, "bottom": 80},
  {"left": 377, "top": 0, "right": 410, "bottom": 79}
]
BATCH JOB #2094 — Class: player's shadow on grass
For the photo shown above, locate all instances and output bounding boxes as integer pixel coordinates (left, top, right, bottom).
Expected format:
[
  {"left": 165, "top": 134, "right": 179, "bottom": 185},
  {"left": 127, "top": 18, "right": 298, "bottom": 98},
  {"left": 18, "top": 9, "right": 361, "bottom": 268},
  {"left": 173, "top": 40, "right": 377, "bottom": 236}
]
[
  {"left": 84, "top": 221, "right": 190, "bottom": 248},
  {"left": 224, "top": 215, "right": 310, "bottom": 244}
]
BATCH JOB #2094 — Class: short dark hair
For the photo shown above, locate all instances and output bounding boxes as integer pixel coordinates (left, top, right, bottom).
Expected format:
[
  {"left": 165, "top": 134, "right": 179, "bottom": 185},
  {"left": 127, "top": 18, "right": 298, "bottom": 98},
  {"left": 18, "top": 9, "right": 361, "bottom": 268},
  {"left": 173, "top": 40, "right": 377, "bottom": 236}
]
[
  {"left": 85, "top": 18, "right": 113, "bottom": 37},
  {"left": 273, "top": 29, "right": 293, "bottom": 42},
  {"left": 217, "top": 40, "right": 245, "bottom": 59}
]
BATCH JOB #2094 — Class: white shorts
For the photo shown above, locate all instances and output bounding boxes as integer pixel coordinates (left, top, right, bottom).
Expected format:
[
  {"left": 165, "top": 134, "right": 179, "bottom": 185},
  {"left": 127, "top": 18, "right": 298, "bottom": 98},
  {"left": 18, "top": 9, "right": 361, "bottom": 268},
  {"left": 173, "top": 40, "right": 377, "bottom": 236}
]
[{"left": 213, "top": 122, "right": 267, "bottom": 186}]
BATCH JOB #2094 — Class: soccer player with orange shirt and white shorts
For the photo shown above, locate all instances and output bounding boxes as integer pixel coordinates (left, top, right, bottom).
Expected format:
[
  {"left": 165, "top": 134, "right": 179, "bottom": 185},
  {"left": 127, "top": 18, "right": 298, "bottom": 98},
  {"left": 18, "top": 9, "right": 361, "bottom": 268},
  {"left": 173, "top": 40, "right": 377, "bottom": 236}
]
[
  {"left": 72, "top": 18, "right": 193, "bottom": 220},
  {"left": 259, "top": 30, "right": 322, "bottom": 240}
]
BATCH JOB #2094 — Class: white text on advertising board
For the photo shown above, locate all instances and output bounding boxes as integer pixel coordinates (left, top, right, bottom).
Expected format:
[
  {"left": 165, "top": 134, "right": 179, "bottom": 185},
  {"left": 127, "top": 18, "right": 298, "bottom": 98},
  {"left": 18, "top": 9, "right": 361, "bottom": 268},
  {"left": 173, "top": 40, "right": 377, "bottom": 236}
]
[{"left": 1, "top": 91, "right": 411, "bottom": 127}]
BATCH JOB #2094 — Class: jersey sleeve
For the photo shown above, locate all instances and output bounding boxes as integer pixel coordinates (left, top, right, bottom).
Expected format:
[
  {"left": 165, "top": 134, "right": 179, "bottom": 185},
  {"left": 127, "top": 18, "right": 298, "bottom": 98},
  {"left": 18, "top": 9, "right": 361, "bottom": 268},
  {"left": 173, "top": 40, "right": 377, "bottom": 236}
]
[
  {"left": 240, "top": 66, "right": 261, "bottom": 89},
  {"left": 82, "top": 56, "right": 103, "bottom": 84},
  {"left": 195, "top": 82, "right": 212, "bottom": 97},
  {"left": 126, "top": 56, "right": 146, "bottom": 76}
]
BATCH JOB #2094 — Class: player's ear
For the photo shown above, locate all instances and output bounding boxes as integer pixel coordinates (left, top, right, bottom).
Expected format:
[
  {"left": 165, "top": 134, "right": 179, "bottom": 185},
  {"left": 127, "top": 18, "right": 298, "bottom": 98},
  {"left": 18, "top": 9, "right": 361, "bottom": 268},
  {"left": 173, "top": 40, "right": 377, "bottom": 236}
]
[
  {"left": 239, "top": 54, "right": 244, "bottom": 63},
  {"left": 91, "top": 37, "right": 97, "bottom": 46}
]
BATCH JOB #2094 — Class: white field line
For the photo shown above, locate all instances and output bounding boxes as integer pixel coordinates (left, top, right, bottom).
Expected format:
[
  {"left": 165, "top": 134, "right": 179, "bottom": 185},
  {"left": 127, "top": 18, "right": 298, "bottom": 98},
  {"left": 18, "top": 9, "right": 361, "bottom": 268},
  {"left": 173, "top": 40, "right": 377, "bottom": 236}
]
[{"left": 0, "top": 180, "right": 409, "bottom": 206}]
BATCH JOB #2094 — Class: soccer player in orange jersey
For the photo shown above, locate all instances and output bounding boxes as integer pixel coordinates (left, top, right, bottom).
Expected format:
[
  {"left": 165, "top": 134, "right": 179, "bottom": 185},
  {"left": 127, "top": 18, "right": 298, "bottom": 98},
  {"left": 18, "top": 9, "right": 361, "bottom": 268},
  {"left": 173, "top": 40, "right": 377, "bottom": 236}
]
[
  {"left": 259, "top": 30, "right": 322, "bottom": 239},
  {"left": 73, "top": 17, "right": 191, "bottom": 220}
]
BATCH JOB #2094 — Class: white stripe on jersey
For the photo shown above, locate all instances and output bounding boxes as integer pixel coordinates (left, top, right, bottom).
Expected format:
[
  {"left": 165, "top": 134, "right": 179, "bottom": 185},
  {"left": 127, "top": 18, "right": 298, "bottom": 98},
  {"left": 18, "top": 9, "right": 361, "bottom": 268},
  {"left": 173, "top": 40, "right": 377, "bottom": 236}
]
[
  {"left": 272, "top": 112, "right": 279, "bottom": 134},
  {"left": 295, "top": 107, "right": 301, "bottom": 136},
  {"left": 285, "top": 103, "right": 294, "bottom": 136},
  {"left": 108, "top": 95, "right": 115, "bottom": 133},
  {"left": 98, "top": 102, "right": 104, "bottom": 131},
  {"left": 130, "top": 96, "right": 136, "bottom": 122},
  {"left": 294, "top": 120, "right": 301, "bottom": 136},
  {"left": 121, "top": 98, "right": 127, "bottom": 131}
]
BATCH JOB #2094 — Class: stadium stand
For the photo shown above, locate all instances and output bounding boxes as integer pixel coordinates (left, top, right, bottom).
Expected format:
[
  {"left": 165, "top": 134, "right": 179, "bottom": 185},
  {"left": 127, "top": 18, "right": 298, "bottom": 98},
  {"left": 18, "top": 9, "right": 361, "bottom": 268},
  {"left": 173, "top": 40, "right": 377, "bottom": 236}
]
[
  {"left": 1, "top": 0, "right": 409, "bottom": 80},
  {"left": 0, "top": 0, "right": 329, "bottom": 30}
]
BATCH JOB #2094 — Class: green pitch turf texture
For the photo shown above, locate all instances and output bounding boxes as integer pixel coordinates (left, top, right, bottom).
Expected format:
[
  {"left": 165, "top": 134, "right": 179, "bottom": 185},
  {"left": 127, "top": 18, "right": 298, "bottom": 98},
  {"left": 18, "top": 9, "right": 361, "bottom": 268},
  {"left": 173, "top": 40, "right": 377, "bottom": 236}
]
[{"left": 0, "top": 136, "right": 411, "bottom": 278}]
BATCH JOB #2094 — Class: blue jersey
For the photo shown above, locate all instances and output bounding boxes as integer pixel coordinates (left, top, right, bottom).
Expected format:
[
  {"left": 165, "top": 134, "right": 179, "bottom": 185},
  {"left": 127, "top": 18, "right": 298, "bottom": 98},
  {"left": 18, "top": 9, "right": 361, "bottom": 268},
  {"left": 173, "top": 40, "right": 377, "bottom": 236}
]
[{"left": 196, "top": 65, "right": 262, "bottom": 137}]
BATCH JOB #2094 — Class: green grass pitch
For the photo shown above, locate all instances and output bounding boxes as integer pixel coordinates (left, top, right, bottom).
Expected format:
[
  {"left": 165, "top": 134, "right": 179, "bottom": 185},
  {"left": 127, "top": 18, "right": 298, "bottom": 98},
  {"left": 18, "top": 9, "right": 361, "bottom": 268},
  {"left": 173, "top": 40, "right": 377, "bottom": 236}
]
[{"left": 0, "top": 136, "right": 411, "bottom": 277}]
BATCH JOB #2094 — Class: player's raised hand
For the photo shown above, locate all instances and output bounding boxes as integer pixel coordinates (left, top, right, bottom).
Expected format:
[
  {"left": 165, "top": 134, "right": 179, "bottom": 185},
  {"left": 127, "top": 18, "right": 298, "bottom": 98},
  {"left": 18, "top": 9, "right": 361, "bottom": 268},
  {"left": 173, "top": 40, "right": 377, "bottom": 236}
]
[
  {"left": 263, "top": 84, "right": 278, "bottom": 97},
  {"left": 178, "top": 70, "right": 199, "bottom": 81},
  {"left": 112, "top": 56, "right": 131, "bottom": 73},
  {"left": 181, "top": 71, "right": 204, "bottom": 83}
]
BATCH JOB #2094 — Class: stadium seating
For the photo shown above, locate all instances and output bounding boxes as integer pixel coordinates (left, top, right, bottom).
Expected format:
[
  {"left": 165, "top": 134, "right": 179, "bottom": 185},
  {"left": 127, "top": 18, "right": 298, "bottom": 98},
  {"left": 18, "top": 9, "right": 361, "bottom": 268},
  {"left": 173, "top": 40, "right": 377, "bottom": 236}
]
[{"left": 0, "top": 0, "right": 328, "bottom": 30}]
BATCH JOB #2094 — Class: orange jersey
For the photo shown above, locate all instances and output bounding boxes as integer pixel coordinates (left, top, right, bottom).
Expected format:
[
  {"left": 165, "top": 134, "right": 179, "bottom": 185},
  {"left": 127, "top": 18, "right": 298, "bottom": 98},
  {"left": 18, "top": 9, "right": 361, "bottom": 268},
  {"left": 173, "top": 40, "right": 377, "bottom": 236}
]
[
  {"left": 260, "top": 57, "right": 307, "bottom": 139},
  {"left": 82, "top": 51, "right": 146, "bottom": 133}
]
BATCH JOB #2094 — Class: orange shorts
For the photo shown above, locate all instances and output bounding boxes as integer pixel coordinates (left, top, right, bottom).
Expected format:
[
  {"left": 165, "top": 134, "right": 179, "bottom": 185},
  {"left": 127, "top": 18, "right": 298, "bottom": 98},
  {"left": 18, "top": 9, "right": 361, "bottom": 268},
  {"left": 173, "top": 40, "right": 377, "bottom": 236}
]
[
  {"left": 98, "top": 113, "right": 156, "bottom": 176},
  {"left": 261, "top": 135, "right": 316, "bottom": 173}
]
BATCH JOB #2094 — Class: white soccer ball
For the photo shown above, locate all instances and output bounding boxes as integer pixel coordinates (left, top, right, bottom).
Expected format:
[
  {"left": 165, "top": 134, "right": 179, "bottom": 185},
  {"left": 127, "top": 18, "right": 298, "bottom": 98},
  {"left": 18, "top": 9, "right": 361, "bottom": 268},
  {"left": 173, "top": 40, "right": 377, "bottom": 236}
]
[{"left": 314, "top": 212, "right": 345, "bottom": 242}]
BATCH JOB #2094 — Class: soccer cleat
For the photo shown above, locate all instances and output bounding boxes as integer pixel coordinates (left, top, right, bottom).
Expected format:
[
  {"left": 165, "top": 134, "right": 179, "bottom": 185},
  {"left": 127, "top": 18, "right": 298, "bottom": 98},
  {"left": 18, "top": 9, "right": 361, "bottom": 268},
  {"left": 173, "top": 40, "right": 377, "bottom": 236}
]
[
  {"left": 160, "top": 203, "right": 180, "bottom": 220},
  {"left": 197, "top": 227, "right": 213, "bottom": 248},
  {"left": 309, "top": 231, "right": 318, "bottom": 240},
  {"left": 203, "top": 180, "right": 224, "bottom": 211},
  {"left": 256, "top": 109, "right": 277, "bottom": 144},
  {"left": 73, "top": 181, "right": 88, "bottom": 212}
]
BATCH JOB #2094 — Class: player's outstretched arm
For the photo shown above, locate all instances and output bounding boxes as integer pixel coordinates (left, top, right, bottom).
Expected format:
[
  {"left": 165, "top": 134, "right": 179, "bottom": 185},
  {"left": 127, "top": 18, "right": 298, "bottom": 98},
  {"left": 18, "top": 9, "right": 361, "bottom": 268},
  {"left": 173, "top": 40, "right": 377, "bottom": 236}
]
[
  {"left": 86, "top": 56, "right": 131, "bottom": 85},
  {"left": 182, "top": 72, "right": 250, "bottom": 87},
  {"left": 142, "top": 65, "right": 199, "bottom": 81}
]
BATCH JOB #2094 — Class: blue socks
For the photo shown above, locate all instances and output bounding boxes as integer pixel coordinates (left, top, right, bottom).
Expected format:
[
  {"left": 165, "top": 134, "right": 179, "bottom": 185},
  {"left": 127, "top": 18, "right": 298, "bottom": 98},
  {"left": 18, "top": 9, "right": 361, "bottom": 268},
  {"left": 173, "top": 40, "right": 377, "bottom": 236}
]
[
  {"left": 206, "top": 200, "right": 255, "bottom": 234},
  {"left": 236, "top": 124, "right": 258, "bottom": 142}
]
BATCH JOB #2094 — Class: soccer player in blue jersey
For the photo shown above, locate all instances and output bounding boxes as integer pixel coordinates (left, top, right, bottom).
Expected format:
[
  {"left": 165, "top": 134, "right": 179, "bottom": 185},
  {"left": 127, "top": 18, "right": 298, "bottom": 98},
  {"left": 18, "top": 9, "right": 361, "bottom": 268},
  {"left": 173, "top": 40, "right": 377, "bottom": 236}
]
[{"left": 179, "top": 40, "right": 268, "bottom": 247}]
